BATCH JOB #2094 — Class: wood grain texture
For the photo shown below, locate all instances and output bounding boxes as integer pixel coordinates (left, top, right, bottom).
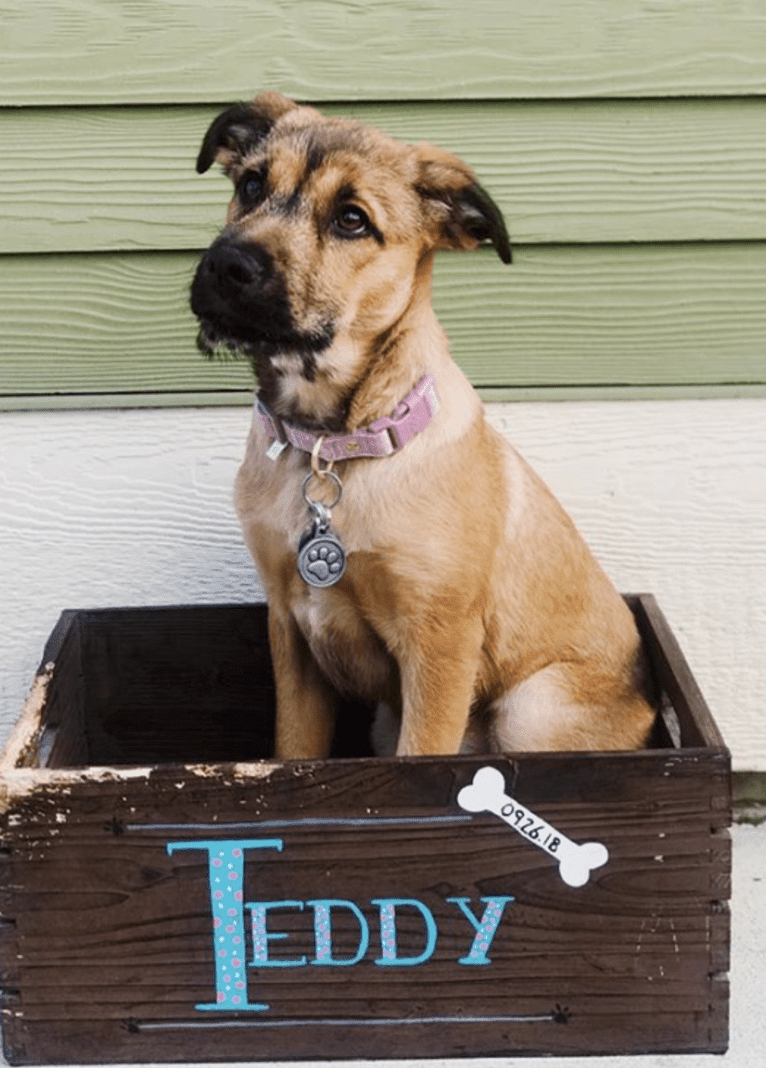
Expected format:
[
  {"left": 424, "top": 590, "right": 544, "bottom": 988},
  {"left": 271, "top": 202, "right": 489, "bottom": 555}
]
[
  {"left": 4, "top": 98, "right": 766, "bottom": 253},
  {"left": 0, "top": 603, "right": 730, "bottom": 1061},
  {"left": 0, "top": 777, "right": 729, "bottom": 1061},
  {"left": 2, "top": 243, "right": 766, "bottom": 404},
  {"left": 0, "top": 252, "right": 250, "bottom": 396},
  {"left": 2, "top": 0, "right": 766, "bottom": 104}
]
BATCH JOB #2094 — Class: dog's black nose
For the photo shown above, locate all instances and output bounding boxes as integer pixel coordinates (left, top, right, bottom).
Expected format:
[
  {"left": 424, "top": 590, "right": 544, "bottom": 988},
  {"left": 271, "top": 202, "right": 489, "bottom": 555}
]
[{"left": 198, "top": 241, "right": 273, "bottom": 296}]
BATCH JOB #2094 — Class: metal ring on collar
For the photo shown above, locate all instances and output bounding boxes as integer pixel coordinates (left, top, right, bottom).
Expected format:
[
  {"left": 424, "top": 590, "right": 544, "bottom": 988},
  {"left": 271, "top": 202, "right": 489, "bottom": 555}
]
[
  {"left": 311, "top": 434, "right": 335, "bottom": 479},
  {"left": 302, "top": 469, "right": 343, "bottom": 510}
]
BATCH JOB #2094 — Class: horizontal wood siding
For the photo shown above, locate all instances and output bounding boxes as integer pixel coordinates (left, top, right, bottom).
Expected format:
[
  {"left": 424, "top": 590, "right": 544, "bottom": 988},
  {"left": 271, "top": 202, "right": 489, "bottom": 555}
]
[
  {"left": 2, "top": 245, "right": 766, "bottom": 402},
  {"left": 5, "top": 99, "right": 766, "bottom": 254},
  {"left": 2, "top": 0, "right": 766, "bottom": 104},
  {"left": 1, "top": 1, "right": 765, "bottom": 407}
]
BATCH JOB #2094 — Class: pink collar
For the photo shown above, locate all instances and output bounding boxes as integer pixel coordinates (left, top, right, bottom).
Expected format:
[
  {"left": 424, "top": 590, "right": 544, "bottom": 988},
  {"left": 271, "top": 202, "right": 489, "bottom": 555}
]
[{"left": 255, "top": 376, "right": 440, "bottom": 462}]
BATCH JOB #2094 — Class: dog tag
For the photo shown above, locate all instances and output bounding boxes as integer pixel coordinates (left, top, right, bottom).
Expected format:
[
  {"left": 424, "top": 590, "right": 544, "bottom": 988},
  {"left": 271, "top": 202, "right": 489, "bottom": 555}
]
[
  {"left": 297, "top": 522, "right": 346, "bottom": 588},
  {"left": 266, "top": 439, "right": 287, "bottom": 461}
]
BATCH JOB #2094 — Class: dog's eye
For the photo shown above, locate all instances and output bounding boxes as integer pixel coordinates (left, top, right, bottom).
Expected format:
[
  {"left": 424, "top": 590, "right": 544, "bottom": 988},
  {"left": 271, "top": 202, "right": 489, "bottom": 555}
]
[
  {"left": 238, "top": 171, "right": 266, "bottom": 209},
  {"left": 333, "top": 205, "right": 371, "bottom": 237}
]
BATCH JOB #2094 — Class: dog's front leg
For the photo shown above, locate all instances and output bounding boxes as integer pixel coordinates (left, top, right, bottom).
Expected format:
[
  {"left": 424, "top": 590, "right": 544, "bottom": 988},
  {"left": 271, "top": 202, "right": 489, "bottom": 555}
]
[
  {"left": 268, "top": 609, "right": 336, "bottom": 759},
  {"left": 395, "top": 618, "right": 483, "bottom": 756}
]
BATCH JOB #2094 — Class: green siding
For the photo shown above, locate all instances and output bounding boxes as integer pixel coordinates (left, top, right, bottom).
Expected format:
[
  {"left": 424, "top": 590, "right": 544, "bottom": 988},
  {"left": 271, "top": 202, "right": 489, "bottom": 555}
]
[
  {"left": 5, "top": 100, "right": 766, "bottom": 254},
  {"left": 3, "top": 245, "right": 766, "bottom": 401},
  {"left": 1, "top": 0, "right": 766, "bottom": 409},
  {"left": 2, "top": 0, "right": 766, "bottom": 104}
]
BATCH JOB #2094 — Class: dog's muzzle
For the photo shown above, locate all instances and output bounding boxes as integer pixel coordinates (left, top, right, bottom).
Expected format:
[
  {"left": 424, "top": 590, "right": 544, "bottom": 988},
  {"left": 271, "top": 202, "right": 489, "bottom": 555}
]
[
  {"left": 194, "top": 241, "right": 273, "bottom": 305},
  {"left": 191, "top": 239, "right": 284, "bottom": 350},
  {"left": 190, "top": 238, "right": 335, "bottom": 362}
]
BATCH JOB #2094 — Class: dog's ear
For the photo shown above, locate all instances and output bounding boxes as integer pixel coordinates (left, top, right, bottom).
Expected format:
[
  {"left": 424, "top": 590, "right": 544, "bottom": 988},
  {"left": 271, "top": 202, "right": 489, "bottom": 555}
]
[
  {"left": 196, "top": 92, "right": 300, "bottom": 175},
  {"left": 415, "top": 144, "right": 512, "bottom": 264}
]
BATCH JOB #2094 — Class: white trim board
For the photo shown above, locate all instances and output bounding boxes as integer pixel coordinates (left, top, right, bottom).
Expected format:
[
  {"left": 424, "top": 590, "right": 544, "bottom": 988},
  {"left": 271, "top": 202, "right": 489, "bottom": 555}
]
[{"left": 1, "top": 399, "right": 764, "bottom": 769}]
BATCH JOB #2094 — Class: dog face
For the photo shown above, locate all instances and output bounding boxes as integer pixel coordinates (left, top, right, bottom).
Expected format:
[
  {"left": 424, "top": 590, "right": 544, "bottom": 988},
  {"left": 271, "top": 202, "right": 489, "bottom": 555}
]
[{"left": 191, "top": 92, "right": 510, "bottom": 427}]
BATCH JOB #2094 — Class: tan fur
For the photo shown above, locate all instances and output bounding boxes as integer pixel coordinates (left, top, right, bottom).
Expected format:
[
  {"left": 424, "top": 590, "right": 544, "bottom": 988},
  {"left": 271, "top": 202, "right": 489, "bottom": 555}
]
[{"left": 193, "top": 92, "right": 656, "bottom": 759}]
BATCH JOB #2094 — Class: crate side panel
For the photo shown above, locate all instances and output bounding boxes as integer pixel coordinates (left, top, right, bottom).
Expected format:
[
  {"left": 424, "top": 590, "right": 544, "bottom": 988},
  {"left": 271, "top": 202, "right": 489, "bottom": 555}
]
[
  {"left": 40, "top": 614, "right": 88, "bottom": 768},
  {"left": 77, "top": 606, "right": 275, "bottom": 765},
  {"left": 9, "top": 1006, "right": 728, "bottom": 1064},
  {"left": 73, "top": 605, "right": 371, "bottom": 765},
  {"left": 1, "top": 992, "right": 27, "bottom": 1066},
  {"left": 634, "top": 594, "right": 728, "bottom": 752},
  {"left": 0, "top": 754, "right": 729, "bottom": 1061}
]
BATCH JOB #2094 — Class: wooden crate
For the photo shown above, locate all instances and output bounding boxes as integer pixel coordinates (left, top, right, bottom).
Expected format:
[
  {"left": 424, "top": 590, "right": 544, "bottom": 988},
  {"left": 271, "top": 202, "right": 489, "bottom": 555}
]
[{"left": 0, "top": 595, "right": 730, "bottom": 1063}]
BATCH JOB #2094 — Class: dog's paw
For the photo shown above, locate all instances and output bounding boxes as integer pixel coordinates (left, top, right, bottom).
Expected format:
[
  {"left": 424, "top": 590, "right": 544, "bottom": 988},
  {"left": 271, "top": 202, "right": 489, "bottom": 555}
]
[{"left": 305, "top": 543, "right": 343, "bottom": 582}]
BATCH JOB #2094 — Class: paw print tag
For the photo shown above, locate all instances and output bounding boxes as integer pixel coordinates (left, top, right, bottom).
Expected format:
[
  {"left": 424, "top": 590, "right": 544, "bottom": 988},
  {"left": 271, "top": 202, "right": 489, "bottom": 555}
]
[
  {"left": 297, "top": 520, "right": 346, "bottom": 588},
  {"left": 298, "top": 469, "right": 347, "bottom": 588},
  {"left": 297, "top": 529, "right": 346, "bottom": 587}
]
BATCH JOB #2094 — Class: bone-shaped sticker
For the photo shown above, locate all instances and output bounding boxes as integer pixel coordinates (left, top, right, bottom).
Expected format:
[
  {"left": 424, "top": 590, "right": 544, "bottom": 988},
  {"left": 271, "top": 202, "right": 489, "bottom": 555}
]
[{"left": 457, "top": 766, "right": 609, "bottom": 888}]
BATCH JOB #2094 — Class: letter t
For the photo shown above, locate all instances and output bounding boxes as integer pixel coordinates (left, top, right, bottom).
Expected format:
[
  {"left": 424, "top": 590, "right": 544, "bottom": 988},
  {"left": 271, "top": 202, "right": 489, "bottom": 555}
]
[{"left": 167, "top": 838, "right": 283, "bottom": 1011}]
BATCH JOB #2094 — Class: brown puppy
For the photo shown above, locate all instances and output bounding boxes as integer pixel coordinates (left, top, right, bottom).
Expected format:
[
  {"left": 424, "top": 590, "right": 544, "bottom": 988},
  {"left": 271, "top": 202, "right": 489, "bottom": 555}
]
[{"left": 191, "top": 92, "right": 655, "bottom": 759}]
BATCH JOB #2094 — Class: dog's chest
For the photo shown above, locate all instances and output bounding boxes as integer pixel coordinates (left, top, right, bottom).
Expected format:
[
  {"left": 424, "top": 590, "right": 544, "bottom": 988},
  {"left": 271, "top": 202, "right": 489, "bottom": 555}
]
[{"left": 291, "top": 594, "right": 395, "bottom": 703}]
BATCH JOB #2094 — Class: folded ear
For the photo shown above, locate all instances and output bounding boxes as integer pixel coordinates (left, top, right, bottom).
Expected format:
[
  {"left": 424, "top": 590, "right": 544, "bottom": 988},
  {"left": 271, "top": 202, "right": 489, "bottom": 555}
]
[
  {"left": 415, "top": 143, "right": 512, "bottom": 264},
  {"left": 196, "top": 92, "right": 301, "bottom": 175}
]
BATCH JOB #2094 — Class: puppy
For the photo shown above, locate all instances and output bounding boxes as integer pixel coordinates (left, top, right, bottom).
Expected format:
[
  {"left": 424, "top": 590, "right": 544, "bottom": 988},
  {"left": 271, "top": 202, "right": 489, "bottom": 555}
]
[{"left": 191, "top": 92, "right": 655, "bottom": 759}]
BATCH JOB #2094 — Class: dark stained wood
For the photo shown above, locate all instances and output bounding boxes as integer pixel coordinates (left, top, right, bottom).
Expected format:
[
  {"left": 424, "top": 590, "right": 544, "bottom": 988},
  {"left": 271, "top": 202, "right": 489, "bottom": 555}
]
[
  {"left": 630, "top": 594, "right": 728, "bottom": 750},
  {"left": 37, "top": 611, "right": 89, "bottom": 768},
  {"left": 38, "top": 605, "right": 374, "bottom": 766},
  {"left": 0, "top": 596, "right": 730, "bottom": 1062}
]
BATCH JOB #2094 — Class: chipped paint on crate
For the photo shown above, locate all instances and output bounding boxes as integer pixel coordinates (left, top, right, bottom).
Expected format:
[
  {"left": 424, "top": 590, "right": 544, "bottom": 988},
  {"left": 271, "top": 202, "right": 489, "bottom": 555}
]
[{"left": 0, "top": 599, "right": 731, "bottom": 1062}]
